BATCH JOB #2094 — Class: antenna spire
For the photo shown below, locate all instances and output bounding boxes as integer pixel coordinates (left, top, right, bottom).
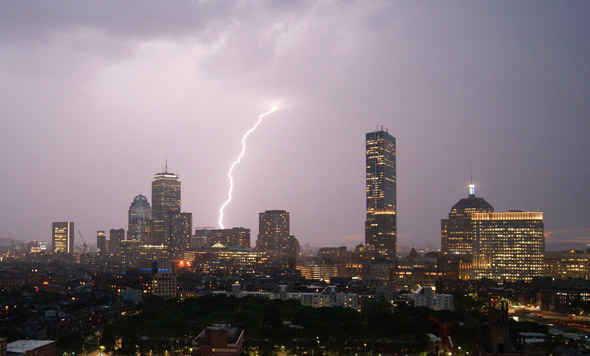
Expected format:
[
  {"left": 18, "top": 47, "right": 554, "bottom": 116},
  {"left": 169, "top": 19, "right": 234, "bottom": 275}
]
[
  {"left": 469, "top": 166, "right": 475, "bottom": 196},
  {"left": 165, "top": 155, "right": 168, "bottom": 173}
]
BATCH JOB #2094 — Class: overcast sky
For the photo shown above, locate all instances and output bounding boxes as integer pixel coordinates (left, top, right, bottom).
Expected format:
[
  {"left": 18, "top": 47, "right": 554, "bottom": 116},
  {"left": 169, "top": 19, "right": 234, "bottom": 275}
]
[{"left": 0, "top": 1, "right": 589, "bottom": 251}]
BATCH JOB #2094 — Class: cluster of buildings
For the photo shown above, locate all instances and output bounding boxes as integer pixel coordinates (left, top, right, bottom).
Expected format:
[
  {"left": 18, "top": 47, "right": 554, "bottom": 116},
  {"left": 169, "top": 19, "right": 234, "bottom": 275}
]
[{"left": 4, "top": 128, "right": 587, "bottom": 309}]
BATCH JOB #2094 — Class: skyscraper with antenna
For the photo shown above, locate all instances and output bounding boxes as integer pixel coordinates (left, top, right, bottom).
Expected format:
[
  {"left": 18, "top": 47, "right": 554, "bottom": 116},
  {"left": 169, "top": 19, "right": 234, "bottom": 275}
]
[{"left": 151, "top": 160, "right": 181, "bottom": 246}]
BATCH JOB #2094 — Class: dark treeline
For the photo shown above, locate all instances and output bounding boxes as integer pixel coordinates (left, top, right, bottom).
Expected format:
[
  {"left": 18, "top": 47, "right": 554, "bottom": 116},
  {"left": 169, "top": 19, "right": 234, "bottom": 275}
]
[{"left": 99, "top": 294, "right": 493, "bottom": 356}]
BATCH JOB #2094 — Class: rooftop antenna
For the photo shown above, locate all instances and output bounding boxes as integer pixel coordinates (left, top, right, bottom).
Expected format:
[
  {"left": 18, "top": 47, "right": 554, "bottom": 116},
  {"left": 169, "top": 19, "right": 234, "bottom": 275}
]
[
  {"left": 165, "top": 155, "right": 168, "bottom": 173},
  {"left": 469, "top": 166, "right": 475, "bottom": 196}
]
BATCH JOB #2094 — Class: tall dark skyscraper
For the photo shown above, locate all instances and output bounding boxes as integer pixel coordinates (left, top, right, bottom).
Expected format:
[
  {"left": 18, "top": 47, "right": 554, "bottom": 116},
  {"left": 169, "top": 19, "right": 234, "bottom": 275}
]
[
  {"left": 96, "top": 230, "right": 106, "bottom": 255},
  {"left": 151, "top": 170, "right": 181, "bottom": 246},
  {"left": 365, "top": 128, "right": 397, "bottom": 261},
  {"left": 52, "top": 222, "right": 74, "bottom": 254},
  {"left": 169, "top": 212, "right": 192, "bottom": 258},
  {"left": 256, "top": 210, "right": 298, "bottom": 262},
  {"left": 109, "top": 228, "right": 125, "bottom": 255},
  {"left": 128, "top": 194, "right": 152, "bottom": 244}
]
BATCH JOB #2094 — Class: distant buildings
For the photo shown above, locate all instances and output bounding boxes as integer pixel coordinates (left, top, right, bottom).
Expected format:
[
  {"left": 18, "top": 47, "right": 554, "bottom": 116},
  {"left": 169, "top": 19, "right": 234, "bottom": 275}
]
[
  {"left": 256, "top": 210, "right": 299, "bottom": 263},
  {"left": 128, "top": 194, "right": 152, "bottom": 244},
  {"left": 151, "top": 170, "right": 181, "bottom": 246},
  {"left": 365, "top": 129, "right": 397, "bottom": 261},
  {"left": 441, "top": 184, "right": 545, "bottom": 282},
  {"left": 544, "top": 250, "right": 590, "bottom": 280},
  {"left": 51, "top": 222, "right": 74, "bottom": 254},
  {"left": 234, "top": 284, "right": 359, "bottom": 309}
]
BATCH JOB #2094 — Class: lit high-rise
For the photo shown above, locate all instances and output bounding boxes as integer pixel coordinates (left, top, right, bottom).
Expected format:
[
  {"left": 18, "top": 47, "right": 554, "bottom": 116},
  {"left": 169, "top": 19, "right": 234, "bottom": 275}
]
[
  {"left": 441, "top": 184, "right": 494, "bottom": 256},
  {"left": 52, "top": 222, "right": 74, "bottom": 254},
  {"left": 128, "top": 194, "right": 152, "bottom": 244},
  {"left": 256, "top": 210, "right": 298, "bottom": 262},
  {"left": 471, "top": 211, "right": 544, "bottom": 282},
  {"left": 151, "top": 169, "right": 181, "bottom": 246},
  {"left": 169, "top": 212, "right": 192, "bottom": 258},
  {"left": 365, "top": 128, "right": 397, "bottom": 261}
]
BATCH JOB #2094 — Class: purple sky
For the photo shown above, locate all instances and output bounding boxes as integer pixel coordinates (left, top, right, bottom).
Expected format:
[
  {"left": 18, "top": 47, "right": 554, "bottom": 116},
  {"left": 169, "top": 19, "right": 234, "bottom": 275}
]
[{"left": 0, "top": 1, "right": 589, "bottom": 251}]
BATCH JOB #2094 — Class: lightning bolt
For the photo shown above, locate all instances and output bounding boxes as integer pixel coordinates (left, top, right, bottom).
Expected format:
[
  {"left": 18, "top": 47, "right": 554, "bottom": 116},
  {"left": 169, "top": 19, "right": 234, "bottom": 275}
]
[{"left": 218, "top": 106, "right": 278, "bottom": 228}]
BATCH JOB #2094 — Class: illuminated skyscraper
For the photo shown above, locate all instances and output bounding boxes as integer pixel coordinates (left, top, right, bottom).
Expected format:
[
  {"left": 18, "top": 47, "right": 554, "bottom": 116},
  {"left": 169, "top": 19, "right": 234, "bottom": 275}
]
[
  {"left": 256, "top": 210, "right": 297, "bottom": 262},
  {"left": 128, "top": 194, "right": 152, "bottom": 244},
  {"left": 52, "top": 222, "right": 74, "bottom": 254},
  {"left": 471, "top": 211, "right": 544, "bottom": 282},
  {"left": 151, "top": 169, "right": 181, "bottom": 246},
  {"left": 365, "top": 128, "right": 397, "bottom": 261},
  {"left": 441, "top": 184, "right": 544, "bottom": 282},
  {"left": 441, "top": 184, "right": 494, "bottom": 256}
]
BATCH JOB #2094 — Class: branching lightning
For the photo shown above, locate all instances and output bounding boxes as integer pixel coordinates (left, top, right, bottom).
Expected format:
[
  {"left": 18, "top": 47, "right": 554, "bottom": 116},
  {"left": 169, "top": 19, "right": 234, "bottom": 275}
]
[{"left": 218, "top": 106, "right": 278, "bottom": 229}]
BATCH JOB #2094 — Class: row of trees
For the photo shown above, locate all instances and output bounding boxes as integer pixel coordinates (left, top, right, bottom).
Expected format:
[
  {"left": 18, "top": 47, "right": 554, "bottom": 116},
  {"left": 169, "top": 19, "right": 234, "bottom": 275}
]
[{"left": 99, "top": 294, "right": 492, "bottom": 355}]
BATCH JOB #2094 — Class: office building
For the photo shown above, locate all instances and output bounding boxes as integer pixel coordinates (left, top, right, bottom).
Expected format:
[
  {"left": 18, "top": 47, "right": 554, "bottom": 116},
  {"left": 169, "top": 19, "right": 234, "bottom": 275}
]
[
  {"left": 51, "top": 222, "right": 74, "bottom": 254},
  {"left": 441, "top": 184, "right": 544, "bottom": 282},
  {"left": 109, "top": 228, "right": 125, "bottom": 255},
  {"left": 128, "top": 194, "right": 152, "bottom": 244},
  {"left": 197, "top": 227, "right": 251, "bottom": 248},
  {"left": 140, "top": 260, "right": 176, "bottom": 299},
  {"left": 365, "top": 128, "right": 397, "bottom": 261},
  {"left": 544, "top": 250, "right": 590, "bottom": 280},
  {"left": 471, "top": 211, "right": 545, "bottom": 282},
  {"left": 169, "top": 212, "right": 192, "bottom": 258},
  {"left": 441, "top": 184, "right": 494, "bottom": 256},
  {"left": 96, "top": 230, "right": 106, "bottom": 255},
  {"left": 151, "top": 169, "right": 181, "bottom": 246},
  {"left": 256, "top": 210, "right": 298, "bottom": 262}
]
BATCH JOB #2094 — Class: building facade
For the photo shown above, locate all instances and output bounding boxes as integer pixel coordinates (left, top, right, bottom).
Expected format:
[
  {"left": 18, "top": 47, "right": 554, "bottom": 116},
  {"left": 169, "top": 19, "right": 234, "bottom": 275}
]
[
  {"left": 441, "top": 184, "right": 494, "bottom": 256},
  {"left": 169, "top": 212, "right": 192, "bottom": 258},
  {"left": 471, "top": 211, "right": 544, "bottom": 282},
  {"left": 365, "top": 129, "right": 397, "bottom": 261},
  {"left": 204, "top": 227, "right": 251, "bottom": 248},
  {"left": 544, "top": 251, "right": 590, "bottom": 280},
  {"left": 128, "top": 194, "right": 152, "bottom": 244},
  {"left": 96, "top": 230, "right": 106, "bottom": 255},
  {"left": 109, "top": 228, "right": 125, "bottom": 255},
  {"left": 51, "top": 222, "right": 74, "bottom": 254},
  {"left": 140, "top": 260, "right": 176, "bottom": 299},
  {"left": 151, "top": 171, "right": 181, "bottom": 246},
  {"left": 256, "top": 210, "right": 298, "bottom": 262}
]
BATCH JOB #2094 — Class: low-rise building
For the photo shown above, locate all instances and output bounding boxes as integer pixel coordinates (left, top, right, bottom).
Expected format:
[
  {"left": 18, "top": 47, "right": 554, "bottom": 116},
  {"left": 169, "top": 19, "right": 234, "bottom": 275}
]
[
  {"left": 192, "top": 324, "right": 244, "bottom": 356},
  {"left": 6, "top": 340, "right": 55, "bottom": 356},
  {"left": 401, "top": 286, "right": 453, "bottom": 311}
]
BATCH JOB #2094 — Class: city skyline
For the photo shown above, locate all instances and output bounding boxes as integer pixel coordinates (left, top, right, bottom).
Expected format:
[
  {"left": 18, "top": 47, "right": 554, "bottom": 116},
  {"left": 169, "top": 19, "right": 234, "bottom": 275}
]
[{"left": 0, "top": 2, "right": 589, "bottom": 250}]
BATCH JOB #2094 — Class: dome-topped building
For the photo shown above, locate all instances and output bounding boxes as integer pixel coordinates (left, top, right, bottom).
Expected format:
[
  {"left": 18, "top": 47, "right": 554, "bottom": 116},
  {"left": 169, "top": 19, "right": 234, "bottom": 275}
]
[
  {"left": 128, "top": 194, "right": 152, "bottom": 244},
  {"left": 441, "top": 183, "right": 493, "bottom": 256},
  {"left": 450, "top": 183, "right": 494, "bottom": 216}
]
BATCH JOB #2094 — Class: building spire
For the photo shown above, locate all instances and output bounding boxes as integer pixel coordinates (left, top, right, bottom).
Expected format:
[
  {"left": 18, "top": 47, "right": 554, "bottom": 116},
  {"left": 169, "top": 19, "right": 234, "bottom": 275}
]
[
  {"left": 165, "top": 155, "right": 168, "bottom": 174},
  {"left": 469, "top": 166, "right": 475, "bottom": 196}
]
